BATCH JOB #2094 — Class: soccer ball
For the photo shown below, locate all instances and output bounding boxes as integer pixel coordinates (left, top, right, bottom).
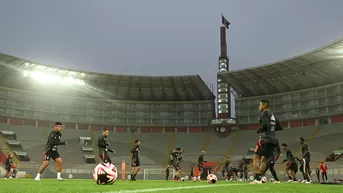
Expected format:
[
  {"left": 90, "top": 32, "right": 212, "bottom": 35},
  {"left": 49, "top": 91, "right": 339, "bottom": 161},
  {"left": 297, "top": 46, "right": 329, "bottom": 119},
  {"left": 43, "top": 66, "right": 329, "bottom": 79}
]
[
  {"left": 93, "top": 162, "right": 118, "bottom": 185},
  {"left": 207, "top": 174, "right": 217, "bottom": 184},
  {"left": 180, "top": 177, "right": 185, "bottom": 181},
  {"left": 261, "top": 176, "right": 267, "bottom": 183},
  {"left": 270, "top": 178, "right": 275, "bottom": 182}
]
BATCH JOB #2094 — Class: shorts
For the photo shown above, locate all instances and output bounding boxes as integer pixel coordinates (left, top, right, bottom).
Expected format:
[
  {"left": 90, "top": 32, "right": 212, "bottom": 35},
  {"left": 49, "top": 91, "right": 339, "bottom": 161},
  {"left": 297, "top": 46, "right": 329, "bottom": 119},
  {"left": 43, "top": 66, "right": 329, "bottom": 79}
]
[
  {"left": 99, "top": 152, "right": 112, "bottom": 163},
  {"left": 299, "top": 159, "right": 310, "bottom": 173},
  {"left": 173, "top": 164, "right": 181, "bottom": 171},
  {"left": 287, "top": 162, "right": 298, "bottom": 173},
  {"left": 44, "top": 150, "right": 60, "bottom": 161},
  {"left": 5, "top": 166, "right": 11, "bottom": 172},
  {"left": 198, "top": 163, "right": 203, "bottom": 170},
  {"left": 132, "top": 160, "right": 140, "bottom": 167},
  {"left": 254, "top": 140, "right": 276, "bottom": 158}
]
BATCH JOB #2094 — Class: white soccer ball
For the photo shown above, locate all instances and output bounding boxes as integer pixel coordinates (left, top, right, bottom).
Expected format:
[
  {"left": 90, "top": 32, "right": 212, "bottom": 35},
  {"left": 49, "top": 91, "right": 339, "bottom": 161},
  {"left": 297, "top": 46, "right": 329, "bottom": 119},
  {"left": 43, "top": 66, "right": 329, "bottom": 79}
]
[
  {"left": 207, "top": 174, "right": 217, "bottom": 184},
  {"left": 261, "top": 176, "right": 267, "bottom": 183},
  {"left": 93, "top": 162, "right": 118, "bottom": 185},
  {"left": 181, "top": 177, "right": 185, "bottom": 181}
]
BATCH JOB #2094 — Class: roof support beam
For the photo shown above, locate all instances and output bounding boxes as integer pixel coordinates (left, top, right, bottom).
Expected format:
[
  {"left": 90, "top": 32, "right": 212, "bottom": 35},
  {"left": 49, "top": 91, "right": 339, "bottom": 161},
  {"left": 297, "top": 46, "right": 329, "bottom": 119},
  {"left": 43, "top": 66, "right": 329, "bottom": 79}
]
[
  {"left": 188, "top": 77, "right": 204, "bottom": 100},
  {"left": 255, "top": 68, "right": 289, "bottom": 93},
  {"left": 149, "top": 77, "right": 155, "bottom": 100},
  {"left": 126, "top": 77, "right": 132, "bottom": 99},
  {"left": 170, "top": 77, "right": 181, "bottom": 100},
  {"left": 115, "top": 76, "right": 122, "bottom": 98},
  {"left": 160, "top": 78, "right": 167, "bottom": 100},
  {"left": 180, "top": 77, "right": 191, "bottom": 100}
]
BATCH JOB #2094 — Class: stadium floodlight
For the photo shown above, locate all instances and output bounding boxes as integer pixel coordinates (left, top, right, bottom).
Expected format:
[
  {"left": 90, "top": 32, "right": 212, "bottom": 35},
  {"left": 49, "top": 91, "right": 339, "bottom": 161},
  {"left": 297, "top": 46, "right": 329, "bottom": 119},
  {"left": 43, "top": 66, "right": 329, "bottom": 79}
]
[
  {"left": 81, "top": 73, "right": 85, "bottom": 76},
  {"left": 26, "top": 71, "right": 85, "bottom": 86},
  {"left": 23, "top": 71, "right": 29, "bottom": 77},
  {"left": 24, "top": 62, "right": 30, "bottom": 67}
]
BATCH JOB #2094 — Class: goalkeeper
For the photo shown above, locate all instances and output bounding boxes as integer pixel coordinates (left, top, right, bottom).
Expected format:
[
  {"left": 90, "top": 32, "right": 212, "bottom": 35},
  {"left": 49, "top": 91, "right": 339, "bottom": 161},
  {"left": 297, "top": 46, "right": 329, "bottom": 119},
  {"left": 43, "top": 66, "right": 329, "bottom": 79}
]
[{"left": 97, "top": 129, "right": 115, "bottom": 163}]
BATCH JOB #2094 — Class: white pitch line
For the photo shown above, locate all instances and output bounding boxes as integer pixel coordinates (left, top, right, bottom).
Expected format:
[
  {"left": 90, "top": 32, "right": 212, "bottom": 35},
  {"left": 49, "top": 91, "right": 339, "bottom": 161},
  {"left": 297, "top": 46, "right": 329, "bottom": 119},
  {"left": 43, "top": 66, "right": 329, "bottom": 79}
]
[{"left": 98, "top": 183, "right": 248, "bottom": 193}]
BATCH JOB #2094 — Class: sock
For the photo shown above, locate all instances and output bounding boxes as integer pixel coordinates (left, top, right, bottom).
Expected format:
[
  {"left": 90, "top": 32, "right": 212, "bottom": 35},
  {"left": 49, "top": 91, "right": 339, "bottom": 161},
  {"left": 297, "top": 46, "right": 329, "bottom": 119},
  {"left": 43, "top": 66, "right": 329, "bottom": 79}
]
[
  {"left": 174, "top": 175, "right": 177, "bottom": 179},
  {"left": 289, "top": 176, "right": 292, "bottom": 180},
  {"left": 293, "top": 178, "right": 297, "bottom": 181},
  {"left": 254, "top": 174, "right": 261, "bottom": 181},
  {"left": 36, "top": 173, "right": 41, "bottom": 179},
  {"left": 57, "top": 172, "right": 61, "bottom": 179}
]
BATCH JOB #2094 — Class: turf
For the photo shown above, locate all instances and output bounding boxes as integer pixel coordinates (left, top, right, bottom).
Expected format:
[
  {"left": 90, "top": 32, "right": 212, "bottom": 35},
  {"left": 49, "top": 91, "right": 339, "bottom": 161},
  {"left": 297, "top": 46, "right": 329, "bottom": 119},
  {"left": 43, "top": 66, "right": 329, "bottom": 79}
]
[{"left": 1, "top": 179, "right": 342, "bottom": 193}]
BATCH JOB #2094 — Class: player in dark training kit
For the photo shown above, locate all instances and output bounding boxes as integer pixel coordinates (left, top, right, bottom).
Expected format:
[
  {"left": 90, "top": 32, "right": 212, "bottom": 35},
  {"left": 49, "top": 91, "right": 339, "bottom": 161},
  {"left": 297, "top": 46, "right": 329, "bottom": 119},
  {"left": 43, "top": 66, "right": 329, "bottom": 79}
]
[
  {"left": 4, "top": 152, "right": 15, "bottom": 179},
  {"left": 298, "top": 137, "right": 311, "bottom": 183},
  {"left": 130, "top": 140, "right": 140, "bottom": 181},
  {"left": 195, "top": 150, "right": 206, "bottom": 181},
  {"left": 262, "top": 141, "right": 281, "bottom": 183},
  {"left": 251, "top": 100, "right": 283, "bottom": 184},
  {"left": 281, "top": 143, "right": 298, "bottom": 183},
  {"left": 97, "top": 129, "right": 114, "bottom": 163},
  {"left": 35, "top": 122, "right": 66, "bottom": 181},
  {"left": 221, "top": 157, "right": 231, "bottom": 180},
  {"left": 238, "top": 157, "right": 248, "bottom": 181},
  {"left": 169, "top": 148, "right": 183, "bottom": 181}
]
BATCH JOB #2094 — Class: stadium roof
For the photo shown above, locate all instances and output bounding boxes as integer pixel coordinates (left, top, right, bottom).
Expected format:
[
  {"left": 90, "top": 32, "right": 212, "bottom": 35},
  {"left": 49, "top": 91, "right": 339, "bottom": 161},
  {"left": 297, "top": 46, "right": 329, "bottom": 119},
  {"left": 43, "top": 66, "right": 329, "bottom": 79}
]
[
  {"left": 0, "top": 52, "right": 215, "bottom": 101},
  {"left": 219, "top": 37, "right": 343, "bottom": 97}
]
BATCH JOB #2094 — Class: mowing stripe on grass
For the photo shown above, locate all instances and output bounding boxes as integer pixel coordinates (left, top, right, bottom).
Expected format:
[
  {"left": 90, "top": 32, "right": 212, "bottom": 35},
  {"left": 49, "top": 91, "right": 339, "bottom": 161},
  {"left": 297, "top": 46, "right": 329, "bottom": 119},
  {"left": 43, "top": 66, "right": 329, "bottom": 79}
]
[{"left": 99, "top": 183, "right": 247, "bottom": 193}]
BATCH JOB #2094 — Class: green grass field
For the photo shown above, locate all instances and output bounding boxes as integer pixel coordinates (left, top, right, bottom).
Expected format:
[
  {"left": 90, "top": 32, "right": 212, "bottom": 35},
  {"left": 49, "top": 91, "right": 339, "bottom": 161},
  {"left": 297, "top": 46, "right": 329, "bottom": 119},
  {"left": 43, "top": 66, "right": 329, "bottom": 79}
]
[{"left": 1, "top": 179, "right": 342, "bottom": 193}]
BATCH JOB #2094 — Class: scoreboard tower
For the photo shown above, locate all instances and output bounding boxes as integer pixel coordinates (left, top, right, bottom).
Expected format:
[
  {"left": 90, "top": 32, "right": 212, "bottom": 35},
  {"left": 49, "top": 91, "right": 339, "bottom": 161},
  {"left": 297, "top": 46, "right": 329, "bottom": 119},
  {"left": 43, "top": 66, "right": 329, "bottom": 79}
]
[
  {"left": 217, "top": 17, "right": 231, "bottom": 119},
  {"left": 213, "top": 15, "right": 236, "bottom": 137}
]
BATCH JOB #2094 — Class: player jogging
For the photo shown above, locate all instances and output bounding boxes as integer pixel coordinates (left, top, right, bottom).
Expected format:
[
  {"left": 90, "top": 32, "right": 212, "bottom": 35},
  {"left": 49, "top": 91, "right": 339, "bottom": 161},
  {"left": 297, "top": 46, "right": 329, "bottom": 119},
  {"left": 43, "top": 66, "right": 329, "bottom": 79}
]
[
  {"left": 97, "top": 129, "right": 114, "bottom": 163},
  {"left": 281, "top": 143, "right": 298, "bottom": 183},
  {"left": 263, "top": 141, "right": 281, "bottom": 183},
  {"left": 298, "top": 137, "right": 311, "bottom": 183},
  {"left": 170, "top": 148, "right": 183, "bottom": 181},
  {"left": 195, "top": 150, "right": 206, "bottom": 181},
  {"left": 130, "top": 140, "right": 140, "bottom": 181},
  {"left": 35, "top": 122, "right": 66, "bottom": 181},
  {"left": 4, "top": 152, "right": 15, "bottom": 179},
  {"left": 251, "top": 100, "right": 283, "bottom": 184}
]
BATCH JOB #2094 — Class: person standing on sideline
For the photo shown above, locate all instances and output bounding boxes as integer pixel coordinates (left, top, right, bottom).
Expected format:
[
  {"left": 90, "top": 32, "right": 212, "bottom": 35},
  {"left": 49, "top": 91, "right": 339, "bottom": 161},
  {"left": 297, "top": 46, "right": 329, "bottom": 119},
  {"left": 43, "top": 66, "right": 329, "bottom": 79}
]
[{"left": 320, "top": 162, "right": 328, "bottom": 182}]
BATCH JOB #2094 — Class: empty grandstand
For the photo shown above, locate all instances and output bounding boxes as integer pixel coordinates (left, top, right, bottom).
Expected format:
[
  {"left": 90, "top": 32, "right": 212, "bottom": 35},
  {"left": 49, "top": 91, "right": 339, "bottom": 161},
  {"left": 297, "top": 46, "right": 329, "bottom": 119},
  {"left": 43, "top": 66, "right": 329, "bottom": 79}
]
[
  {"left": 0, "top": 52, "right": 217, "bottom": 178},
  {"left": 218, "top": 37, "right": 343, "bottom": 170}
]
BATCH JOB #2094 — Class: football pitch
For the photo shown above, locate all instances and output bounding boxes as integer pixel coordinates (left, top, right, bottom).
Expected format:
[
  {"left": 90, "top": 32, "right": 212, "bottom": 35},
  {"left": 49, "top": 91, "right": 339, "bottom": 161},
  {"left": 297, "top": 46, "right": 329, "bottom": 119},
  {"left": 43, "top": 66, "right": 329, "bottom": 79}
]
[{"left": 1, "top": 179, "right": 342, "bottom": 193}]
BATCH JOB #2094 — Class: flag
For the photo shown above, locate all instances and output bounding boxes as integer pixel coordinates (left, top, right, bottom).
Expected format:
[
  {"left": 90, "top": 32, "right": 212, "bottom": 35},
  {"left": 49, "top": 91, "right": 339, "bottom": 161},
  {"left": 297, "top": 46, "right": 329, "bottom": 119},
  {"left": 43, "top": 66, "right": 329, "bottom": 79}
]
[{"left": 221, "top": 14, "right": 230, "bottom": 29}]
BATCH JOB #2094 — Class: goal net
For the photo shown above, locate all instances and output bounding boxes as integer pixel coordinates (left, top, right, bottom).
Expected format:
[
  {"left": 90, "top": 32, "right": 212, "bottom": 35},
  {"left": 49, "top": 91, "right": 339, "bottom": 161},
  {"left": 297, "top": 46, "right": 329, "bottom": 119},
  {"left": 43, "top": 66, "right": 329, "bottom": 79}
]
[{"left": 143, "top": 169, "right": 175, "bottom": 180}]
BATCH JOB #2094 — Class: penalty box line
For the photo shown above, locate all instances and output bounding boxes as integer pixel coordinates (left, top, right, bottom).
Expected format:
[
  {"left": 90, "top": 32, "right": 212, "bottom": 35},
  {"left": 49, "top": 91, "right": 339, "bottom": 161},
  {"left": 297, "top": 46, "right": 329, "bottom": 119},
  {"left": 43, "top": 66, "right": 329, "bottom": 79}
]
[{"left": 98, "top": 183, "right": 248, "bottom": 193}]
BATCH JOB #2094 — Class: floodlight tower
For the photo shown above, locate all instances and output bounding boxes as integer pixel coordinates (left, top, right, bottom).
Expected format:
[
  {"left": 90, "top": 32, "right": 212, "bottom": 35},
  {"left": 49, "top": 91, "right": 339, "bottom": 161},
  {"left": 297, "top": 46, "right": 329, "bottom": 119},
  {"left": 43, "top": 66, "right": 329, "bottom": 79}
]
[{"left": 217, "top": 19, "right": 231, "bottom": 118}]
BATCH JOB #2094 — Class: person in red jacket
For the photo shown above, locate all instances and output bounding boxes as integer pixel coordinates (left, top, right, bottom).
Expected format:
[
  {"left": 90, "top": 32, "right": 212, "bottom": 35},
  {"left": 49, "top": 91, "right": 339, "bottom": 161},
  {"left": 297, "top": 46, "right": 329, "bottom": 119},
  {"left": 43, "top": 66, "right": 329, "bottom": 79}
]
[{"left": 319, "top": 162, "right": 328, "bottom": 182}]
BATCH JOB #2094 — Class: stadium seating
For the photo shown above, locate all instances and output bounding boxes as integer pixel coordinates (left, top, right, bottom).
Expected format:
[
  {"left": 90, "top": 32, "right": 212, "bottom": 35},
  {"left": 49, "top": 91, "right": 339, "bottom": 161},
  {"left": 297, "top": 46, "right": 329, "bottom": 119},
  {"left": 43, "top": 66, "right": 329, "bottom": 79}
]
[{"left": 2, "top": 121, "right": 343, "bottom": 177}]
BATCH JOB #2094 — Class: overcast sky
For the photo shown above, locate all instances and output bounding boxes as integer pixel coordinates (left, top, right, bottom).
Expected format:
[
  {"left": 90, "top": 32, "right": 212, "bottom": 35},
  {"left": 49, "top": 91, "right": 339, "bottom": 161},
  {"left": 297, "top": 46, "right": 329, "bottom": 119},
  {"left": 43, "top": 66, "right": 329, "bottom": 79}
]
[{"left": 1, "top": 0, "right": 343, "bottom": 93}]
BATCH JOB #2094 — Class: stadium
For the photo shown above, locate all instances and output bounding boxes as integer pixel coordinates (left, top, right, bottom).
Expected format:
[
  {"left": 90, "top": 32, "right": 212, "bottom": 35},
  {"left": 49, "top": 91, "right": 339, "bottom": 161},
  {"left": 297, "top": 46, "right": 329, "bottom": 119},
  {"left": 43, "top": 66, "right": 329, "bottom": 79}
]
[{"left": 1, "top": 21, "right": 343, "bottom": 193}]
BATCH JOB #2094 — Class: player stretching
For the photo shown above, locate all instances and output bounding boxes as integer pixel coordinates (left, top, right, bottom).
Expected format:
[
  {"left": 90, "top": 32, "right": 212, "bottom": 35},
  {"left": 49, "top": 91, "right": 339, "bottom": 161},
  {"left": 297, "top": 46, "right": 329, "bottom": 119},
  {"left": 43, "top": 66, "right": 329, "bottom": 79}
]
[
  {"left": 281, "top": 143, "right": 298, "bottom": 183},
  {"left": 195, "top": 150, "right": 206, "bottom": 181},
  {"left": 35, "top": 122, "right": 66, "bottom": 181},
  {"left": 298, "top": 137, "right": 311, "bottom": 183},
  {"left": 251, "top": 100, "right": 282, "bottom": 184},
  {"left": 130, "top": 140, "right": 140, "bottom": 181},
  {"left": 169, "top": 148, "right": 183, "bottom": 181},
  {"left": 97, "top": 129, "right": 114, "bottom": 163},
  {"left": 4, "top": 153, "right": 15, "bottom": 179}
]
